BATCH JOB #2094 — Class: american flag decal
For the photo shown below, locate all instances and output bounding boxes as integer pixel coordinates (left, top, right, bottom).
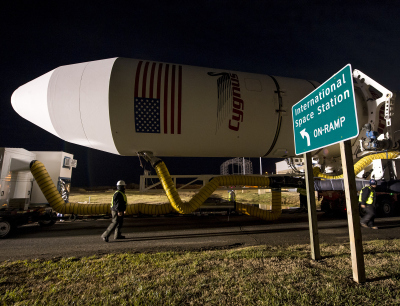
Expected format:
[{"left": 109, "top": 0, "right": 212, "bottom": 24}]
[
  {"left": 135, "top": 98, "right": 161, "bottom": 133},
  {"left": 134, "top": 61, "right": 182, "bottom": 134}
]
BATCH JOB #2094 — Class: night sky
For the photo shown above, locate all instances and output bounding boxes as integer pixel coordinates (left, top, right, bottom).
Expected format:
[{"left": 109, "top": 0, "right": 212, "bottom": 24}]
[{"left": 1, "top": 1, "right": 399, "bottom": 187}]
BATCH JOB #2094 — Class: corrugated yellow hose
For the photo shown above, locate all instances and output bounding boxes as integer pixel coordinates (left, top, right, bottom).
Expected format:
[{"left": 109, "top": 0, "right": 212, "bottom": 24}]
[
  {"left": 236, "top": 189, "right": 282, "bottom": 220},
  {"left": 313, "top": 151, "right": 400, "bottom": 179},
  {"left": 154, "top": 161, "right": 281, "bottom": 220},
  {"left": 30, "top": 160, "right": 173, "bottom": 215},
  {"left": 31, "top": 159, "right": 281, "bottom": 220}
]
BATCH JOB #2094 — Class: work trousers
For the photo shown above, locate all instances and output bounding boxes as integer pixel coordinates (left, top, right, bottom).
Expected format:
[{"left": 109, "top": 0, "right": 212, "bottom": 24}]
[
  {"left": 361, "top": 204, "right": 376, "bottom": 227},
  {"left": 299, "top": 194, "right": 308, "bottom": 210},
  {"left": 230, "top": 200, "right": 236, "bottom": 211},
  {"left": 102, "top": 211, "right": 124, "bottom": 239}
]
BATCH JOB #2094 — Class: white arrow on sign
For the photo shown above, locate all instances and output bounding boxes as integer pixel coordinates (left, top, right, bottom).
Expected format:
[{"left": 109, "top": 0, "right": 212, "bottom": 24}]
[{"left": 300, "top": 128, "right": 311, "bottom": 146}]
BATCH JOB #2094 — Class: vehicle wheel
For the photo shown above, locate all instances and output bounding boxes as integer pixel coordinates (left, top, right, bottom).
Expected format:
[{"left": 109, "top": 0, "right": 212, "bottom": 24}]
[
  {"left": 0, "top": 220, "right": 13, "bottom": 238},
  {"left": 321, "top": 200, "right": 332, "bottom": 214},
  {"left": 38, "top": 213, "right": 56, "bottom": 227},
  {"left": 381, "top": 201, "right": 394, "bottom": 217},
  {"left": 38, "top": 219, "right": 56, "bottom": 226}
]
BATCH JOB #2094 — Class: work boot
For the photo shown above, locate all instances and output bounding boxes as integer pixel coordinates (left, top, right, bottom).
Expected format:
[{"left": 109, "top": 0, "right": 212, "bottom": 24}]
[
  {"left": 370, "top": 226, "right": 378, "bottom": 230},
  {"left": 102, "top": 236, "right": 109, "bottom": 242}
]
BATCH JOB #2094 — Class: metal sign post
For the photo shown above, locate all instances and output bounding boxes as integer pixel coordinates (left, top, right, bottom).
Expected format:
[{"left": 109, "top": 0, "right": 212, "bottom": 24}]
[{"left": 340, "top": 140, "right": 366, "bottom": 283}]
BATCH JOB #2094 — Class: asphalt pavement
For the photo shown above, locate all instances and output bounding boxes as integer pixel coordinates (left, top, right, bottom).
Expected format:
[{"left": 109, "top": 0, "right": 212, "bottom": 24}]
[{"left": 1, "top": 211, "right": 400, "bottom": 262}]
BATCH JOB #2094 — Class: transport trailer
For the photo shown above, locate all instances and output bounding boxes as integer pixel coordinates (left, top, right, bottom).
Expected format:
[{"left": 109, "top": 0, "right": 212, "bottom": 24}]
[
  {"left": 277, "top": 158, "right": 400, "bottom": 217},
  {"left": 316, "top": 158, "right": 400, "bottom": 217},
  {"left": 319, "top": 189, "right": 400, "bottom": 217},
  {"left": 0, "top": 207, "right": 56, "bottom": 237},
  {"left": 0, "top": 148, "right": 76, "bottom": 238}
]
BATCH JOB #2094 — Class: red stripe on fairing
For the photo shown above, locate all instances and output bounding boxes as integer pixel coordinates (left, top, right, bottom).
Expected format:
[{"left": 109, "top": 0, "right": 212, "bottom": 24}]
[
  {"left": 149, "top": 62, "right": 156, "bottom": 98},
  {"left": 171, "top": 65, "right": 176, "bottom": 134},
  {"left": 178, "top": 66, "right": 182, "bottom": 134},
  {"left": 134, "top": 61, "right": 143, "bottom": 98},
  {"left": 142, "top": 62, "right": 149, "bottom": 97},
  {"left": 164, "top": 64, "right": 169, "bottom": 134},
  {"left": 157, "top": 63, "right": 162, "bottom": 99}
]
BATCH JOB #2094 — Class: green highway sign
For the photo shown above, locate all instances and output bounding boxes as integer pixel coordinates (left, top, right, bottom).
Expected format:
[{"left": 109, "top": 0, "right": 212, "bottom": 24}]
[{"left": 292, "top": 64, "right": 359, "bottom": 155}]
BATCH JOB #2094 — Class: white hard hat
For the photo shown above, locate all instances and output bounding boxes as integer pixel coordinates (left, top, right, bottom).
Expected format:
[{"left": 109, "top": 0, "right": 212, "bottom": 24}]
[{"left": 116, "top": 180, "right": 126, "bottom": 186}]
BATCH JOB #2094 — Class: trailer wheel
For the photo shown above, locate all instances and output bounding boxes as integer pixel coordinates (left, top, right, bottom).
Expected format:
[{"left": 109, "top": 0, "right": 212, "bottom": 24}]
[
  {"left": 38, "top": 213, "right": 56, "bottom": 227},
  {"left": 0, "top": 220, "right": 13, "bottom": 238},
  {"left": 38, "top": 219, "right": 56, "bottom": 227},
  {"left": 321, "top": 200, "right": 332, "bottom": 214},
  {"left": 381, "top": 200, "right": 394, "bottom": 217}
]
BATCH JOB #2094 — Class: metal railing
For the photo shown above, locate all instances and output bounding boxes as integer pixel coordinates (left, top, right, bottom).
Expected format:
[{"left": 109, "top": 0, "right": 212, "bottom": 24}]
[{"left": 139, "top": 173, "right": 272, "bottom": 192}]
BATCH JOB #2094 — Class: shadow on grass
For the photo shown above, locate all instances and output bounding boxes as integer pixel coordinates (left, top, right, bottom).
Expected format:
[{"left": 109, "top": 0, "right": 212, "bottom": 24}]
[
  {"left": 367, "top": 273, "right": 400, "bottom": 283},
  {"left": 110, "top": 223, "right": 350, "bottom": 243}
]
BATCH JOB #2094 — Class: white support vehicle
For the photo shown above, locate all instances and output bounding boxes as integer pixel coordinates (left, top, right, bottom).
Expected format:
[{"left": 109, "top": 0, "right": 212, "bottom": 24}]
[{"left": 0, "top": 148, "right": 77, "bottom": 238}]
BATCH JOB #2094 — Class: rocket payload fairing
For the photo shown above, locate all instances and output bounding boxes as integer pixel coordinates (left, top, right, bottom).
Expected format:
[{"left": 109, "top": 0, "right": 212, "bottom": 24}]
[{"left": 11, "top": 58, "right": 367, "bottom": 158}]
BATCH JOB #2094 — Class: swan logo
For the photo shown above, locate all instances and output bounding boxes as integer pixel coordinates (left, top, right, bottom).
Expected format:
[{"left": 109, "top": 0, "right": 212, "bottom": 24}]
[{"left": 208, "top": 72, "right": 244, "bottom": 132}]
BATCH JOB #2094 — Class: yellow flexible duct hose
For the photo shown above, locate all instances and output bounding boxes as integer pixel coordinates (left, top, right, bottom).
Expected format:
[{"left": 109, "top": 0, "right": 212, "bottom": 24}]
[
  {"left": 236, "top": 189, "right": 281, "bottom": 220},
  {"left": 30, "top": 160, "right": 174, "bottom": 215},
  {"left": 313, "top": 152, "right": 400, "bottom": 179},
  {"left": 154, "top": 161, "right": 281, "bottom": 220},
  {"left": 31, "top": 159, "right": 280, "bottom": 220}
]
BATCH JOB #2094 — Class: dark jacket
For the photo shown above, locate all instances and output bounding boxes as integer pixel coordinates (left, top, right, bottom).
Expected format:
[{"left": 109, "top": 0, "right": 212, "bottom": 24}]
[
  {"left": 360, "top": 186, "right": 376, "bottom": 206},
  {"left": 111, "top": 191, "right": 127, "bottom": 212}
]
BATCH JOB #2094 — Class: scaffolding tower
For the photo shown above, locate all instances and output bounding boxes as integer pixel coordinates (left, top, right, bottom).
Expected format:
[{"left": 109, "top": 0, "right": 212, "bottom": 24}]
[{"left": 220, "top": 157, "right": 253, "bottom": 175}]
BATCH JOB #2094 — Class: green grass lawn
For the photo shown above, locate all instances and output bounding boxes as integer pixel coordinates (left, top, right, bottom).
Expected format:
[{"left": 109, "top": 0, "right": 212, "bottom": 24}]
[{"left": 1, "top": 239, "right": 400, "bottom": 305}]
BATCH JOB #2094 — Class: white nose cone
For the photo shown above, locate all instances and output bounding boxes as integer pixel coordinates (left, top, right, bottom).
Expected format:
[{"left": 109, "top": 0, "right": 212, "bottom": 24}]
[
  {"left": 11, "top": 58, "right": 120, "bottom": 155},
  {"left": 11, "top": 70, "right": 59, "bottom": 137}
]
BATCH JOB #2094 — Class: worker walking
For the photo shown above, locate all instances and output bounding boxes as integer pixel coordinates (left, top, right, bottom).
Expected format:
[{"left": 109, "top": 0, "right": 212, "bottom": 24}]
[
  {"left": 101, "top": 180, "right": 128, "bottom": 242},
  {"left": 229, "top": 189, "right": 236, "bottom": 211},
  {"left": 360, "top": 179, "right": 378, "bottom": 230},
  {"left": 297, "top": 188, "right": 308, "bottom": 212}
]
